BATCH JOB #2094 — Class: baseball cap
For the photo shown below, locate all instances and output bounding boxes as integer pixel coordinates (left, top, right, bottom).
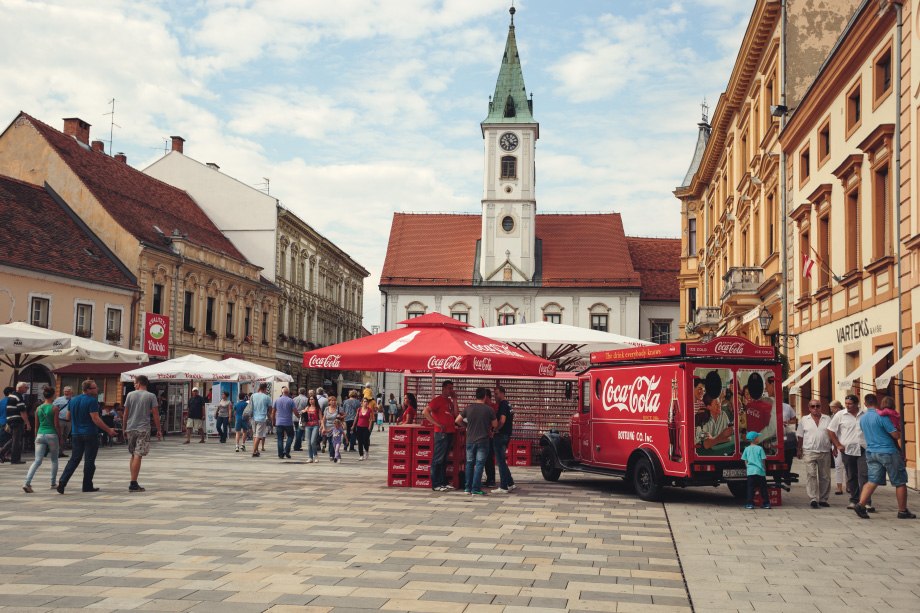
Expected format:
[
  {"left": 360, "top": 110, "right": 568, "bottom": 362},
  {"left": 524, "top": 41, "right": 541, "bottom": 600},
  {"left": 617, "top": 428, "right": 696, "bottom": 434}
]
[
  {"left": 746, "top": 431, "right": 759, "bottom": 441},
  {"left": 192, "top": 387, "right": 200, "bottom": 392}
]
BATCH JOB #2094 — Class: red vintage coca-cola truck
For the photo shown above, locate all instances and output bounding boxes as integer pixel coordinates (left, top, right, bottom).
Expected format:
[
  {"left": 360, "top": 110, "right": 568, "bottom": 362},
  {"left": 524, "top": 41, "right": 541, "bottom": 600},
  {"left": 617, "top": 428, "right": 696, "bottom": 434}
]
[{"left": 539, "top": 336, "right": 795, "bottom": 501}]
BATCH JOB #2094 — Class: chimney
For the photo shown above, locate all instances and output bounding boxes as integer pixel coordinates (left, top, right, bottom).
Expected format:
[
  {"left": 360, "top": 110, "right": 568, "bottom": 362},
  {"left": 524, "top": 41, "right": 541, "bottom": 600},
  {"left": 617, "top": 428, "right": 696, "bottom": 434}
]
[
  {"left": 62, "top": 117, "right": 91, "bottom": 145},
  {"left": 114, "top": 152, "right": 127, "bottom": 164},
  {"left": 91, "top": 140, "right": 105, "bottom": 153},
  {"left": 206, "top": 162, "right": 220, "bottom": 170},
  {"left": 170, "top": 135, "right": 185, "bottom": 154}
]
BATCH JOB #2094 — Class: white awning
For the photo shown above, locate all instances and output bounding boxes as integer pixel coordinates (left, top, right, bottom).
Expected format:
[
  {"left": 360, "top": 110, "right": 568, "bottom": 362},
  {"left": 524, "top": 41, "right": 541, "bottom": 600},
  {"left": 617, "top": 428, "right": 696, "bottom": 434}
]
[
  {"left": 789, "top": 358, "right": 831, "bottom": 395},
  {"left": 876, "top": 343, "right": 920, "bottom": 389},
  {"left": 782, "top": 363, "right": 812, "bottom": 387},
  {"left": 838, "top": 347, "right": 893, "bottom": 391}
]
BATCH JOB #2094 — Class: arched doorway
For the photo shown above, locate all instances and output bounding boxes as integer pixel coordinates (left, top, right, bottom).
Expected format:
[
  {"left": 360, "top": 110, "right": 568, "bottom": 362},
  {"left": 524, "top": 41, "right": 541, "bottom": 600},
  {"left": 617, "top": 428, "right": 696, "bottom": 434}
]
[{"left": 17, "top": 363, "right": 54, "bottom": 395}]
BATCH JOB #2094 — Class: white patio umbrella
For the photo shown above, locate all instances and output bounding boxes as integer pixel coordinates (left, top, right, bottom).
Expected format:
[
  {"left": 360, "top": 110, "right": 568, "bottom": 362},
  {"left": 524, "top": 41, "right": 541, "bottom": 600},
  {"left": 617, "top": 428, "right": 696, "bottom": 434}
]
[
  {"left": 218, "top": 357, "right": 293, "bottom": 383},
  {"left": 120, "top": 353, "right": 258, "bottom": 382},
  {"left": 0, "top": 323, "right": 71, "bottom": 356},
  {"left": 0, "top": 321, "right": 144, "bottom": 379},
  {"left": 477, "top": 321, "right": 653, "bottom": 371}
]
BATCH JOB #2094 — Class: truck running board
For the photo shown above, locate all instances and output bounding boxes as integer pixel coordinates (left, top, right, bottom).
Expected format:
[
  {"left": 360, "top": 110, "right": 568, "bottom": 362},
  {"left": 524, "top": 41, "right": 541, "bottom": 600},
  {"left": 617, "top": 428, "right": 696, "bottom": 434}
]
[{"left": 559, "top": 460, "right": 626, "bottom": 479}]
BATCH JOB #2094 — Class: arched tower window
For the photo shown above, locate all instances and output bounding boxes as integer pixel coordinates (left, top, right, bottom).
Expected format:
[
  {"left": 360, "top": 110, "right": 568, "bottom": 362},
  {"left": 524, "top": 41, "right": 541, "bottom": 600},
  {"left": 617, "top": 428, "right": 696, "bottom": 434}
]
[
  {"left": 501, "top": 156, "right": 517, "bottom": 179},
  {"left": 503, "top": 94, "right": 516, "bottom": 118}
]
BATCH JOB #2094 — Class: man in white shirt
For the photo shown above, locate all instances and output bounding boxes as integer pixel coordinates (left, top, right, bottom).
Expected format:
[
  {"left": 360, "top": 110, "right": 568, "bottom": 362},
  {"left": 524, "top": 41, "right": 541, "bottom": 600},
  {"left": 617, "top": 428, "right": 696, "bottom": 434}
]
[
  {"left": 827, "top": 393, "right": 873, "bottom": 512},
  {"left": 797, "top": 399, "right": 833, "bottom": 508}
]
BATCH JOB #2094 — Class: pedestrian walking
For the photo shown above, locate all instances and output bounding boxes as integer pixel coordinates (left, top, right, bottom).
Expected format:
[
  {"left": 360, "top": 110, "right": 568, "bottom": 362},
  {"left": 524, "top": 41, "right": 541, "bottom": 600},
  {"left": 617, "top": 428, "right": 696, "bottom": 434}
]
[
  {"left": 456, "top": 387, "right": 498, "bottom": 496},
  {"left": 828, "top": 400, "right": 846, "bottom": 495},
  {"left": 22, "top": 387, "right": 60, "bottom": 493},
  {"left": 387, "top": 393, "right": 399, "bottom": 424},
  {"left": 492, "top": 385, "right": 516, "bottom": 493},
  {"left": 1, "top": 383, "right": 31, "bottom": 464},
  {"left": 272, "top": 387, "right": 297, "bottom": 459},
  {"left": 233, "top": 393, "right": 249, "bottom": 452},
  {"left": 249, "top": 383, "right": 272, "bottom": 458},
  {"left": 52, "top": 386, "right": 72, "bottom": 458},
  {"left": 122, "top": 375, "right": 162, "bottom": 492},
  {"left": 854, "top": 393, "right": 915, "bottom": 519},
  {"left": 213, "top": 391, "right": 231, "bottom": 444},
  {"left": 355, "top": 398, "right": 373, "bottom": 459},
  {"left": 797, "top": 399, "right": 833, "bottom": 508},
  {"left": 330, "top": 417, "right": 346, "bottom": 463},
  {"left": 827, "top": 394, "right": 873, "bottom": 511},
  {"left": 56, "top": 379, "right": 118, "bottom": 494},
  {"left": 184, "top": 387, "right": 206, "bottom": 444},
  {"left": 342, "top": 390, "right": 360, "bottom": 451},
  {"left": 292, "top": 388, "right": 309, "bottom": 451},
  {"left": 321, "top": 396, "right": 343, "bottom": 460},
  {"left": 741, "top": 430, "right": 771, "bottom": 509},
  {"left": 301, "top": 394, "right": 321, "bottom": 462}
]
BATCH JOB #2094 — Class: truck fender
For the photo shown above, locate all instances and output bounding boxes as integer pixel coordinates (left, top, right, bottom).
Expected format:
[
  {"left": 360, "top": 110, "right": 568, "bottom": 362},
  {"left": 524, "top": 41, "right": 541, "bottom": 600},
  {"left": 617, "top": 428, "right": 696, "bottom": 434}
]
[
  {"left": 539, "top": 430, "right": 573, "bottom": 467},
  {"left": 626, "top": 447, "right": 664, "bottom": 484}
]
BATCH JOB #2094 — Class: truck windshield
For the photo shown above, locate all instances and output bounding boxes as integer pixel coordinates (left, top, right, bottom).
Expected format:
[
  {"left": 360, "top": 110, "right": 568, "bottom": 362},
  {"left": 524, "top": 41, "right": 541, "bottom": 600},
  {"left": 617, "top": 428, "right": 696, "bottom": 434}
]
[{"left": 692, "top": 367, "right": 736, "bottom": 457}]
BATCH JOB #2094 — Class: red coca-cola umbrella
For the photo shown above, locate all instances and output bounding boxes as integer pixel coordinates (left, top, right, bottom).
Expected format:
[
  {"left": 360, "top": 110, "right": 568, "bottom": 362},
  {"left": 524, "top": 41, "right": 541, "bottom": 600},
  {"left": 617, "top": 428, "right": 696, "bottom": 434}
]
[{"left": 303, "top": 312, "right": 557, "bottom": 377}]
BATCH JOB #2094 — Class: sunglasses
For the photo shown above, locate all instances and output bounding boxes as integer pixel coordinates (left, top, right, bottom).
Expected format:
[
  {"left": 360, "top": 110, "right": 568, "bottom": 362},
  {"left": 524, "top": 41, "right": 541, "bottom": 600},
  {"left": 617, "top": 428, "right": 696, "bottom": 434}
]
[{"left": 809, "top": 403, "right": 820, "bottom": 408}]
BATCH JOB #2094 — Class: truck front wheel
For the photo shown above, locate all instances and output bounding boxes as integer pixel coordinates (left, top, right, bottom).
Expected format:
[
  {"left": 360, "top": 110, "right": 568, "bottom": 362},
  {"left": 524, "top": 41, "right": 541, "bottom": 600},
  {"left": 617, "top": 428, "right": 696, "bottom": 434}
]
[
  {"left": 540, "top": 448, "right": 562, "bottom": 482},
  {"left": 631, "top": 456, "right": 663, "bottom": 501}
]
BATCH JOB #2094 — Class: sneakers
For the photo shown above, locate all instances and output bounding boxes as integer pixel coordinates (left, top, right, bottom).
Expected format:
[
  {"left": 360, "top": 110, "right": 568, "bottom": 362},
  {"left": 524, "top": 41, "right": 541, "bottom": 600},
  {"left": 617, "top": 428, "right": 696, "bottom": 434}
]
[
  {"left": 810, "top": 501, "right": 819, "bottom": 509},
  {"left": 492, "top": 488, "right": 509, "bottom": 494},
  {"left": 846, "top": 503, "right": 856, "bottom": 510},
  {"left": 235, "top": 446, "right": 240, "bottom": 452},
  {"left": 818, "top": 501, "right": 830, "bottom": 507},
  {"left": 761, "top": 504, "right": 771, "bottom": 510},
  {"left": 241, "top": 445, "right": 246, "bottom": 452},
  {"left": 854, "top": 504, "right": 871, "bottom": 519},
  {"left": 465, "top": 490, "right": 472, "bottom": 495},
  {"left": 129, "top": 484, "right": 146, "bottom": 493},
  {"left": 898, "top": 509, "right": 917, "bottom": 519},
  {"left": 744, "top": 503, "right": 754, "bottom": 510},
  {"left": 866, "top": 506, "right": 877, "bottom": 513},
  {"left": 359, "top": 455, "right": 365, "bottom": 461},
  {"left": 252, "top": 452, "right": 261, "bottom": 457},
  {"left": 508, "top": 484, "right": 518, "bottom": 491},
  {"left": 442, "top": 484, "right": 455, "bottom": 491},
  {"left": 435, "top": 486, "right": 451, "bottom": 492},
  {"left": 22, "top": 485, "right": 33, "bottom": 494},
  {"left": 471, "top": 490, "right": 487, "bottom": 496}
]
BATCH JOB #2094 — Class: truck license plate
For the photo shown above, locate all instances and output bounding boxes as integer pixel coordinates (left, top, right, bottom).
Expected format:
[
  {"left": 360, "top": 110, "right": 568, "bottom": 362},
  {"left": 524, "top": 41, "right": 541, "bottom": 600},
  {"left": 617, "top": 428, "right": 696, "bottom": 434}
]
[{"left": 722, "top": 469, "right": 746, "bottom": 479}]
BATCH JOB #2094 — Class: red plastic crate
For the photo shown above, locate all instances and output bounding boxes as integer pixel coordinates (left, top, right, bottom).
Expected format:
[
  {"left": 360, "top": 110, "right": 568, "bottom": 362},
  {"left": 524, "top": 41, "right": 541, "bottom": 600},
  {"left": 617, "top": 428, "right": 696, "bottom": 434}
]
[
  {"left": 444, "top": 461, "right": 456, "bottom": 476},
  {"left": 388, "top": 443, "right": 410, "bottom": 459},
  {"left": 415, "top": 444, "right": 433, "bottom": 460},
  {"left": 415, "top": 427, "right": 434, "bottom": 445},
  {"left": 414, "top": 459, "right": 432, "bottom": 475},
  {"left": 412, "top": 473, "right": 432, "bottom": 488},
  {"left": 387, "top": 471, "right": 410, "bottom": 487},
  {"left": 513, "top": 441, "right": 532, "bottom": 456},
  {"left": 389, "top": 426, "right": 414, "bottom": 446},
  {"left": 389, "top": 458, "right": 409, "bottom": 472},
  {"left": 752, "top": 487, "right": 783, "bottom": 507},
  {"left": 512, "top": 456, "right": 530, "bottom": 467}
]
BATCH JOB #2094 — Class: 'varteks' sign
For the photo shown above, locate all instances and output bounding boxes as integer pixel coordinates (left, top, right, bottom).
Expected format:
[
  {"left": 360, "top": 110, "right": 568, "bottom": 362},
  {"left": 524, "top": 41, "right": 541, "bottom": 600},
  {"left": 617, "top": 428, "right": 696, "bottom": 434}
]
[
  {"left": 836, "top": 318, "right": 883, "bottom": 343},
  {"left": 143, "top": 313, "right": 169, "bottom": 358}
]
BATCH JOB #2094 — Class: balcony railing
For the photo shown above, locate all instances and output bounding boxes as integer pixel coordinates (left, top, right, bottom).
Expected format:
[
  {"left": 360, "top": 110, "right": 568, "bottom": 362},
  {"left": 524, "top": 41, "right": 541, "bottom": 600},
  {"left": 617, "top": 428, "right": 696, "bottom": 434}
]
[
  {"left": 720, "top": 267, "right": 764, "bottom": 302},
  {"left": 692, "top": 307, "right": 721, "bottom": 330}
]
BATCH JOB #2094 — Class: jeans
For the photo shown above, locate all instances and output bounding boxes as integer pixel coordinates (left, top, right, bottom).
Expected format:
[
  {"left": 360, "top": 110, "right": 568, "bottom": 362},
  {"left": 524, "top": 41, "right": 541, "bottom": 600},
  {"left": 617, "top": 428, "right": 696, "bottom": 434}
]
[
  {"left": 355, "top": 426, "right": 371, "bottom": 456},
  {"left": 3, "top": 418, "right": 24, "bottom": 462},
  {"left": 484, "top": 438, "right": 495, "bottom": 484},
  {"left": 803, "top": 450, "right": 832, "bottom": 503},
  {"left": 842, "top": 449, "right": 871, "bottom": 505},
  {"left": 746, "top": 474, "right": 769, "bottom": 507},
  {"left": 276, "top": 425, "right": 295, "bottom": 457},
  {"left": 216, "top": 416, "right": 229, "bottom": 443},
  {"left": 25, "top": 433, "right": 59, "bottom": 486},
  {"left": 304, "top": 425, "right": 319, "bottom": 459},
  {"left": 346, "top": 420, "right": 356, "bottom": 450},
  {"left": 327, "top": 435, "right": 336, "bottom": 459},
  {"left": 431, "top": 432, "right": 453, "bottom": 489},
  {"left": 494, "top": 435, "right": 514, "bottom": 490},
  {"left": 294, "top": 426, "right": 304, "bottom": 450},
  {"left": 465, "top": 440, "right": 489, "bottom": 493},
  {"left": 59, "top": 433, "right": 100, "bottom": 491}
]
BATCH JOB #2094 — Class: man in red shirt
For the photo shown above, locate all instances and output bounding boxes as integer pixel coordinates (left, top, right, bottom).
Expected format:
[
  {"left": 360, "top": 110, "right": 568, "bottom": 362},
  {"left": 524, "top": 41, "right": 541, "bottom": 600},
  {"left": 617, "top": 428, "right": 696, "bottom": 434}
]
[{"left": 423, "top": 380, "right": 457, "bottom": 492}]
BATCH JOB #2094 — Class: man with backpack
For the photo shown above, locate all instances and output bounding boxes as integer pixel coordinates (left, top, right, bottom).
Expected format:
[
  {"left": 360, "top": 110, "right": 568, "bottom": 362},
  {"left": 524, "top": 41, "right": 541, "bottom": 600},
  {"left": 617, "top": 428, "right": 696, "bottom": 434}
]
[{"left": 52, "top": 386, "right": 73, "bottom": 458}]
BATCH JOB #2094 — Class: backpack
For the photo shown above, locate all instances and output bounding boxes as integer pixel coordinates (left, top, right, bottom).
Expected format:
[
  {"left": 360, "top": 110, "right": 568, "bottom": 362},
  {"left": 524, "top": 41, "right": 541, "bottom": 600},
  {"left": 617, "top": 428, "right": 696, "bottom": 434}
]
[{"left": 58, "top": 400, "right": 71, "bottom": 421}]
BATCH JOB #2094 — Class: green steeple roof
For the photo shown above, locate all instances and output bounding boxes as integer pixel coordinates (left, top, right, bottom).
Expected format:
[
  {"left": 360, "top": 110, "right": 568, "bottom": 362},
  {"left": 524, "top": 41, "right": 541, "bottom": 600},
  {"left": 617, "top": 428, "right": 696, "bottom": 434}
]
[{"left": 483, "top": 7, "right": 534, "bottom": 124}]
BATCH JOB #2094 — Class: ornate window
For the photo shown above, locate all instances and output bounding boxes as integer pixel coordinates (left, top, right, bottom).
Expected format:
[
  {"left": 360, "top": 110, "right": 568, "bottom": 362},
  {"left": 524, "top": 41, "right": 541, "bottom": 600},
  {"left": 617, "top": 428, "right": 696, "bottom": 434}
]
[
  {"left": 650, "top": 320, "right": 671, "bottom": 344},
  {"left": 501, "top": 156, "right": 517, "bottom": 179},
  {"left": 406, "top": 301, "right": 427, "bottom": 319},
  {"left": 542, "top": 302, "right": 563, "bottom": 324}
]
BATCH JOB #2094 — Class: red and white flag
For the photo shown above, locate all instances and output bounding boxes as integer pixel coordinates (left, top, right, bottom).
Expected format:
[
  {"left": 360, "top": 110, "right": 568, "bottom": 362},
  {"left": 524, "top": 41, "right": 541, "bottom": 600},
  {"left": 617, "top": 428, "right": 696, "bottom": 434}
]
[
  {"left": 802, "top": 253, "right": 815, "bottom": 279},
  {"left": 480, "top": 316, "right": 486, "bottom": 328}
]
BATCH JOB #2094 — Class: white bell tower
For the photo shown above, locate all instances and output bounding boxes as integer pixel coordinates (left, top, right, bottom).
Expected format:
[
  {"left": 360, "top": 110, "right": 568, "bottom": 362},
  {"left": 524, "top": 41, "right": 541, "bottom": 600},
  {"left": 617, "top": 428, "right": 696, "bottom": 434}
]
[{"left": 479, "top": 5, "right": 539, "bottom": 283}]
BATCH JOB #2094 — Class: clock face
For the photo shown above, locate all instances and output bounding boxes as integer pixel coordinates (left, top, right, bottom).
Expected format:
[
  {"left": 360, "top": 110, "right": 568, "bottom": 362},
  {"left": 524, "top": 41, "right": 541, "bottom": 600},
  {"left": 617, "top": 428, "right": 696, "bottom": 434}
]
[{"left": 499, "top": 132, "right": 519, "bottom": 151}]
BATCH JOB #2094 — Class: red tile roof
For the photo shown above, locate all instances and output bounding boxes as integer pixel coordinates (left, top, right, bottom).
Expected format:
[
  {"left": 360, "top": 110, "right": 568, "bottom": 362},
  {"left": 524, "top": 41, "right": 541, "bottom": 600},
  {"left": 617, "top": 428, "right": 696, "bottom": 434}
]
[
  {"left": 19, "top": 113, "right": 246, "bottom": 261},
  {"left": 0, "top": 175, "right": 136, "bottom": 290},
  {"left": 380, "top": 212, "right": 643, "bottom": 288},
  {"left": 626, "top": 237, "right": 681, "bottom": 301}
]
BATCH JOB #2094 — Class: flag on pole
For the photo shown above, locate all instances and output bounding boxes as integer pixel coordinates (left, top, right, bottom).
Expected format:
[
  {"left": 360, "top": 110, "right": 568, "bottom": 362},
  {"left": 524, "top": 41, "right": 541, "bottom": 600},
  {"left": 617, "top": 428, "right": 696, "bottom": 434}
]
[
  {"left": 802, "top": 253, "right": 815, "bottom": 279},
  {"left": 480, "top": 315, "right": 486, "bottom": 328}
]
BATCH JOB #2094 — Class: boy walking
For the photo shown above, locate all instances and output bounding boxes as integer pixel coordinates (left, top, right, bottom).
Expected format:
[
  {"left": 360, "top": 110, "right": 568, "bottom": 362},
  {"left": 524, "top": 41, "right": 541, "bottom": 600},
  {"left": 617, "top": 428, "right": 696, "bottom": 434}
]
[{"left": 742, "top": 430, "right": 771, "bottom": 510}]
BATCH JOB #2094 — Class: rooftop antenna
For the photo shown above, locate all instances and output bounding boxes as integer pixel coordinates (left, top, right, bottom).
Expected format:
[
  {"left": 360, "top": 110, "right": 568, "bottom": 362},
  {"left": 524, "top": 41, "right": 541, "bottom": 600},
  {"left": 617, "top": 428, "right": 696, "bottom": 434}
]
[
  {"left": 509, "top": 2, "right": 515, "bottom": 26},
  {"left": 253, "top": 177, "right": 270, "bottom": 195},
  {"left": 103, "top": 98, "right": 120, "bottom": 155}
]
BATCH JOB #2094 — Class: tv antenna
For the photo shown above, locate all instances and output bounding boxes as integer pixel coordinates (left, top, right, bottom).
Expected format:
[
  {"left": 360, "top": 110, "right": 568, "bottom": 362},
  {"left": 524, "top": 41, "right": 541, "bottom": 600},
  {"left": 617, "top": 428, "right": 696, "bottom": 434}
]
[
  {"left": 103, "top": 98, "right": 120, "bottom": 155},
  {"left": 253, "top": 177, "right": 270, "bottom": 195}
]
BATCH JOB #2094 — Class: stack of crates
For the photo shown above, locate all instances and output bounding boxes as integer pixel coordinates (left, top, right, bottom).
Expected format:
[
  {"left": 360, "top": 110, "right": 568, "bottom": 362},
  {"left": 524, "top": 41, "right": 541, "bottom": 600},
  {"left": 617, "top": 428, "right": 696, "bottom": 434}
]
[
  {"left": 387, "top": 424, "right": 465, "bottom": 489},
  {"left": 507, "top": 440, "right": 533, "bottom": 466}
]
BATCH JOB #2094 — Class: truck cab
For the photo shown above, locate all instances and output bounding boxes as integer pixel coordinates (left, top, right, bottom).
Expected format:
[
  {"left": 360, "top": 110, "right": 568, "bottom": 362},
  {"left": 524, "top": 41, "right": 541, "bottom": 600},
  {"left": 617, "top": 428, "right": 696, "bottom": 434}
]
[{"left": 540, "top": 336, "right": 794, "bottom": 500}]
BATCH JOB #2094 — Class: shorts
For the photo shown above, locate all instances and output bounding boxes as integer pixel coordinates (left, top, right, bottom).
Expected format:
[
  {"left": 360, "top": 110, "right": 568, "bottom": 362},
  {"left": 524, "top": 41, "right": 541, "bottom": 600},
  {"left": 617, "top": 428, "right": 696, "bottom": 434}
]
[
  {"left": 186, "top": 418, "right": 203, "bottom": 431},
  {"left": 126, "top": 430, "right": 151, "bottom": 457},
  {"left": 234, "top": 418, "right": 246, "bottom": 431},
  {"left": 253, "top": 419, "right": 268, "bottom": 438},
  {"left": 866, "top": 450, "right": 908, "bottom": 487}
]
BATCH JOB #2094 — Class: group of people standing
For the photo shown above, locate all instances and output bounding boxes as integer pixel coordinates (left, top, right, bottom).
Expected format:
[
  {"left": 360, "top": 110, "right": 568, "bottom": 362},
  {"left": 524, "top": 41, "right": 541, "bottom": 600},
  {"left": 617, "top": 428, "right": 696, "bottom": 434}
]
[
  {"left": 422, "top": 380, "right": 516, "bottom": 495},
  {"left": 795, "top": 392, "right": 913, "bottom": 519}
]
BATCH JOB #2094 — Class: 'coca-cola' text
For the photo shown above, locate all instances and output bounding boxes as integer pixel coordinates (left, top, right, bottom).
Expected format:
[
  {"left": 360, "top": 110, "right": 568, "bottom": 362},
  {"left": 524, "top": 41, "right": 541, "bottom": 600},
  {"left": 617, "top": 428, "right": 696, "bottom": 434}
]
[{"left": 601, "top": 375, "right": 662, "bottom": 414}]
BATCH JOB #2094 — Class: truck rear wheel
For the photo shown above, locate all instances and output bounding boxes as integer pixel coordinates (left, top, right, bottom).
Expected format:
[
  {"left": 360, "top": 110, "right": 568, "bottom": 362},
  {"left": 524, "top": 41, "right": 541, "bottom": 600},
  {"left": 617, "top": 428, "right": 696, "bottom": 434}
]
[
  {"left": 540, "top": 448, "right": 562, "bottom": 482},
  {"left": 727, "top": 481, "right": 747, "bottom": 500},
  {"left": 631, "top": 456, "right": 663, "bottom": 501}
]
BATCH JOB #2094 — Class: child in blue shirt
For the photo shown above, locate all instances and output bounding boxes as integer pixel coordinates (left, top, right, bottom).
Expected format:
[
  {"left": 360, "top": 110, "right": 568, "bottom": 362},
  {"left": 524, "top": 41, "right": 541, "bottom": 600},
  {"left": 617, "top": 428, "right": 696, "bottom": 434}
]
[{"left": 741, "top": 430, "right": 770, "bottom": 509}]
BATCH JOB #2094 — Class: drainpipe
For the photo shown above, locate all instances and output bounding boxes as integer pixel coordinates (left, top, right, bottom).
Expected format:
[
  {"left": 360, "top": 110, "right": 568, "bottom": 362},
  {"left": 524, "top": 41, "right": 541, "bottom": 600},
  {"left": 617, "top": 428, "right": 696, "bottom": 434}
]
[{"left": 779, "top": 0, "right": 789, "bottom": 363}]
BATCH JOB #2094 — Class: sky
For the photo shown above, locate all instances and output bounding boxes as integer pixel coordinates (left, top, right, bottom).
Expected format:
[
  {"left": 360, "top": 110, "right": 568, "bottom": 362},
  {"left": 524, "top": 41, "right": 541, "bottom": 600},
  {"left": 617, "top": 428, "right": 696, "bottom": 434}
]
[{"left": 0, "top": 0, "right": 755, "bottom": 329}]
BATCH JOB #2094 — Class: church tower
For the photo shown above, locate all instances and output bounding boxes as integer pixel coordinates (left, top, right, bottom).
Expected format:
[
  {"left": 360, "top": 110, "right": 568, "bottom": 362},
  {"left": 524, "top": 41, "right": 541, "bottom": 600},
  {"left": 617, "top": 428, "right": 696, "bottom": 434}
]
[{"left": 479, "top": 6, "right": 539, "bottom": 283}]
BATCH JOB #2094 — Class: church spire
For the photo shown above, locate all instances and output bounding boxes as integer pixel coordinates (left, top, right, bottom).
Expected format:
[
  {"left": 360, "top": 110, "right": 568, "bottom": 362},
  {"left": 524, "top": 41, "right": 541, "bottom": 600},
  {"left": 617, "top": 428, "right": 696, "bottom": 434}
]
[{"left": 483, "top": 5, "right": 534, "bottom": 124}]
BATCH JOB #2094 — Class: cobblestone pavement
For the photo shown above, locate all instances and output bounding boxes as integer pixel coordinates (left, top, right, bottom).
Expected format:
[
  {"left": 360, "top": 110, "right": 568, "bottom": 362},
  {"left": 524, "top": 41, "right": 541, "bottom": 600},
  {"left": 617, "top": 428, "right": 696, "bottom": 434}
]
[
  {"left": 2, "top": 438, "right": 919, "bottom": 612},
  {"left": 0, "top": 437, "right": 688, "bottom": 613}
]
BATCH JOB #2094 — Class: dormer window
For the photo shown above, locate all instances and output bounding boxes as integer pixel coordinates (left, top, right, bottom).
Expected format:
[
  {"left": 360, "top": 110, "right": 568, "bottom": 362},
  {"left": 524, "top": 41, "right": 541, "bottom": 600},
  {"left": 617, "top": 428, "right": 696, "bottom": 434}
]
[
  {"left": 503, "top": 94, "right": 516, "bottom": 118},
  {"left": 501, "top": 156, "right": 517, "bottom": 179}
]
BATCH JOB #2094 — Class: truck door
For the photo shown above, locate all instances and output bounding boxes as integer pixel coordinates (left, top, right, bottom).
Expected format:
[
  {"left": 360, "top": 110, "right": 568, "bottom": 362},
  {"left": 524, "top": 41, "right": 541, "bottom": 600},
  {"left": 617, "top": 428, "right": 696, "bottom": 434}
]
[{"left": 572, "top": 376, "right": 591, "bottom": 462}]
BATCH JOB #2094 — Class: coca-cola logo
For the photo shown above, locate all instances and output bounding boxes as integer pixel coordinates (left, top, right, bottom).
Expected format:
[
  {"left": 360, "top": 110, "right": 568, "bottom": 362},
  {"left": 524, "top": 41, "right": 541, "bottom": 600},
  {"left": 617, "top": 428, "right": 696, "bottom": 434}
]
[
  {"left": 427, "top": 355, "right": 463, "bottom": 370},
  {"left": 473, "top": 357, "right": 492, "bottom": 372},
  {"left": 601, "top": 375, "right": 662, "bottom": 414},
  {"left": 463, "top": 341, "right": 521, "bottom": 356},
  {"left": 713, "top": 341, "right": 744, "bottom": 355},
  {"left": 538, "top": 363, "right": 556, "bottom": 376},
  {"left": 307, "top": 354, "right": 342, "bottom": 368}
]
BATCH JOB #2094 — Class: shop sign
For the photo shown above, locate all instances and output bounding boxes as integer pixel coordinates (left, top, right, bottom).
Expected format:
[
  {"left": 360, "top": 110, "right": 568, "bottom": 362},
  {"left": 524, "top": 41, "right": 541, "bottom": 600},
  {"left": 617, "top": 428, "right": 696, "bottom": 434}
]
[
  {"left": 835, "top": 318, "right": 883, "bottom": 344},
  {"left": 143, "top": 312, "right": 169, "bottom": 358}
]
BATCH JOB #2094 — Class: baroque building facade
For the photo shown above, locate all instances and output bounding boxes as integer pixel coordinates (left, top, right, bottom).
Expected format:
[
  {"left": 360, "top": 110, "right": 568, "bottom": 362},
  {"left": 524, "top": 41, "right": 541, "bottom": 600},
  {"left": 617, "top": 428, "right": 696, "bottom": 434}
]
[{"left": 145, "top": 145, "right": 368, "bottom": 392}]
